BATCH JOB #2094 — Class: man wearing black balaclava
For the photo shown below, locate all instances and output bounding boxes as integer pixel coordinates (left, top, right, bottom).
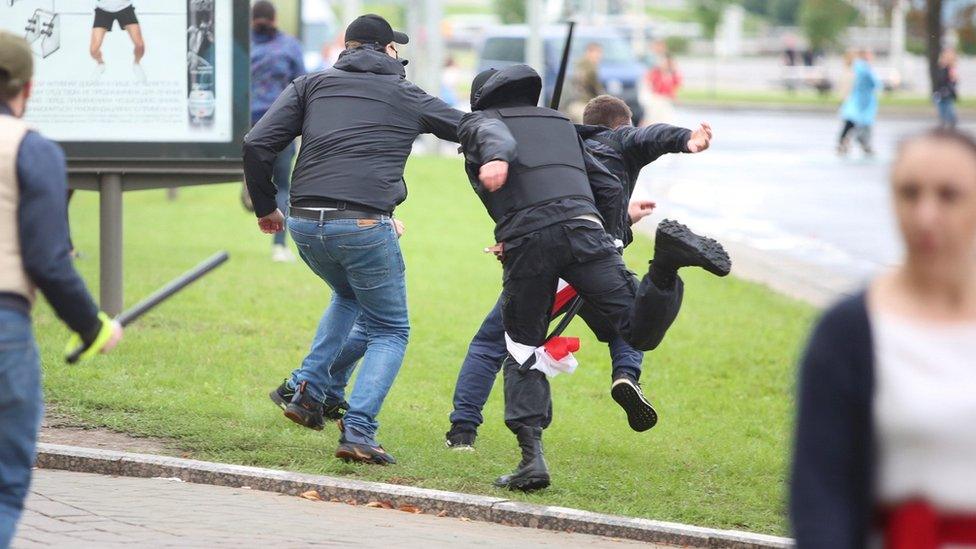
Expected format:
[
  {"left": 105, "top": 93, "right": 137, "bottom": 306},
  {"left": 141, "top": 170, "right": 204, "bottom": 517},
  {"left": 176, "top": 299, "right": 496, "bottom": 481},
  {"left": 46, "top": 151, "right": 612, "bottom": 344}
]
[{"left": 458, "top": 65, "right": 731, "bottom": 491}]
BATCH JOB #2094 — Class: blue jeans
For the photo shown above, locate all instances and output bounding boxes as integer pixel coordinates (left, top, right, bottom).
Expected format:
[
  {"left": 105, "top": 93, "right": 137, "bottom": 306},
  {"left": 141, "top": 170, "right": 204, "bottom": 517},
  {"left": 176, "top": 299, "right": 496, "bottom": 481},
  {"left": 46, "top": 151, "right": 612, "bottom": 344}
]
[
  {"left": 287, "top": 217, "right": 408, "bottom": 444},
  {"left": 324, "top": 294, "right": 646, "bottom": 430},
  {"left": 272, "top": 142, "right": 296, "bottom": 247},
  {"left": 0, "top": 308, "right": 41, "bottom": 548},
  {"left": 936, "top": 96, "right": 958, "bottom": 129},
  {"left": 447, "top": 295, "right": 644, "bottom": 429}
]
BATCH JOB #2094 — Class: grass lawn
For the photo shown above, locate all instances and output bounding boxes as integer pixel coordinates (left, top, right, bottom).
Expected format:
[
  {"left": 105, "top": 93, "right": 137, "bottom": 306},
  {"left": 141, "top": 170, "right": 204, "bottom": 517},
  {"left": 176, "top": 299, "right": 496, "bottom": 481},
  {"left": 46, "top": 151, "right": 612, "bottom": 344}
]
[
  {"left": 681, "top": 88, "right": 976, "bottom": 111},
  {"left": 36, "top": 155, "right": 814, "bottom": 536}
]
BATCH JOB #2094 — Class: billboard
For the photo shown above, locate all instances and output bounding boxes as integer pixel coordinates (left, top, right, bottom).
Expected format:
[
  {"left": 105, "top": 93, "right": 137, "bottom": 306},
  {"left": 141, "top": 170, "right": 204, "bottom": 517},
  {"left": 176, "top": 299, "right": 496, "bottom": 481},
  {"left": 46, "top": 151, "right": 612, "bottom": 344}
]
[{"left": 1, "top": 0, "right": 249, "bottom": 160}]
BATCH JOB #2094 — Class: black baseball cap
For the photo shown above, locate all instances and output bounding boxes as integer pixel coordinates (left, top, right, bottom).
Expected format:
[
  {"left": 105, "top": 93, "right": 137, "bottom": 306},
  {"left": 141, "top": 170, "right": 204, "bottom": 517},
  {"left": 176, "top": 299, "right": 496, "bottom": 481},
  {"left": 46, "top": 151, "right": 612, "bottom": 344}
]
[{"left": 345, "top": 14, "right": 408, "bottom": 46}]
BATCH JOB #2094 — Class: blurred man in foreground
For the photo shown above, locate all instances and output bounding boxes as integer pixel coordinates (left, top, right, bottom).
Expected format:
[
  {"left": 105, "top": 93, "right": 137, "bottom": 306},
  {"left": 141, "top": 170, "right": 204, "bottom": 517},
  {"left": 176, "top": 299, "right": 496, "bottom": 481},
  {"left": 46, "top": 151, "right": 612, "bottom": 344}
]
[{"left": 0, "top": 31, "right": 122, "bottom": 547}]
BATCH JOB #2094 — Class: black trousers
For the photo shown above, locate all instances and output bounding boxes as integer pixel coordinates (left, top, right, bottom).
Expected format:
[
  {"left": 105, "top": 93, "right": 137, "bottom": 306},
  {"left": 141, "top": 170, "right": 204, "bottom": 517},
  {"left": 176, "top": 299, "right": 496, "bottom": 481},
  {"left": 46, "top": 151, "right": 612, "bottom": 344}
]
[{"left": 500, "top": 219, "right": 683, "bottom": 433}]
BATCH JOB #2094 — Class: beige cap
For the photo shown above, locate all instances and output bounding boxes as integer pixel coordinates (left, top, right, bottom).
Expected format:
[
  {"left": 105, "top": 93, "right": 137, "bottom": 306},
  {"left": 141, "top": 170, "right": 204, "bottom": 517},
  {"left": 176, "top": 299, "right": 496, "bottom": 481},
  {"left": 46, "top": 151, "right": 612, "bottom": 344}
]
[{"left": 0, "top": 31, "right": 33, "bottom": 96}]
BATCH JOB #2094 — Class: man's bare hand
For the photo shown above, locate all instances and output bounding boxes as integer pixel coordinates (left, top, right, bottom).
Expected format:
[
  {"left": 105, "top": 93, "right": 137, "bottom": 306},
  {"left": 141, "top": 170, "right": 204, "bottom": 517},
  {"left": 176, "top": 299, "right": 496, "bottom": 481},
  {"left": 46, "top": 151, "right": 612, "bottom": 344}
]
[
  {"left": 484, "top": 243, "right": 504, "bottom": 263},
  {"left": 628, "top": 200, "right": 656, "bottom": 224},
  {"left": 686, "top": 122, "right": 713, "bottom": 153},
  {"left": 479, "top": 160, "right": 509, "bottom": 192},
  {"left": 393, "top": 218, "right": 405, "bottom": 238},
  {"left": 258, "top": 209, "right": 285, "bottom": 234}
]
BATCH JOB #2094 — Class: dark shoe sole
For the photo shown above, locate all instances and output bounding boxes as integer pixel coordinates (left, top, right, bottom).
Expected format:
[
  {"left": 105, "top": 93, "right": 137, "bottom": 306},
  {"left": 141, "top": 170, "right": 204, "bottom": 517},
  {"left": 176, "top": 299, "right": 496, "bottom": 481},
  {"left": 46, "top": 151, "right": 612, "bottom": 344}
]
[
  {"left": 657, "top": 219, "right": 731, "bottom": 277},
  {"left": 494, "top": 475, "right": 550, "bottom": 491},
  {"left": 611, "top": 379, "right": 658, "bottom": 432},
  {"left": 283, "top": 404, "right": 324, "bottom": 431},
  {"left": 335, "top": 444, "right": 396, "bottom": 465}
]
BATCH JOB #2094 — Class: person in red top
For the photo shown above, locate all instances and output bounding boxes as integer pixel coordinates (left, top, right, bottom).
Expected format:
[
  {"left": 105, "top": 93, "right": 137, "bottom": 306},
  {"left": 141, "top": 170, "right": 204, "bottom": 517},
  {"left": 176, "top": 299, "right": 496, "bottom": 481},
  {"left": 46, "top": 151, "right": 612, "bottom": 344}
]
[{"left": 647, "top": 53, "right": 682, "bottom": 100}]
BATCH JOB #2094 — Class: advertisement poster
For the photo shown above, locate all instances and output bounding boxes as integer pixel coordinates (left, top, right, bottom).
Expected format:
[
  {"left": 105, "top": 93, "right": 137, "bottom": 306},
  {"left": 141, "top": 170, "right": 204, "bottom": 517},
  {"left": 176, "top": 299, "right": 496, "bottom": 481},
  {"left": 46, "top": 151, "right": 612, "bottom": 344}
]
[{"left": 1, "top": 0, "right": 237, "bottom": 145}]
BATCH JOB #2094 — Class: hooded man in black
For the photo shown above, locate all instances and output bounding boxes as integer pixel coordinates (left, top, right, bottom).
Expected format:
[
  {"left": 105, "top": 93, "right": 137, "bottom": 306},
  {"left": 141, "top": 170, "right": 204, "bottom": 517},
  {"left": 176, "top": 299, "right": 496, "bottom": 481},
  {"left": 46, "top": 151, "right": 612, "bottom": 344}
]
[{"left": 458, "top": 65, "right": 731, "bottom": 491}]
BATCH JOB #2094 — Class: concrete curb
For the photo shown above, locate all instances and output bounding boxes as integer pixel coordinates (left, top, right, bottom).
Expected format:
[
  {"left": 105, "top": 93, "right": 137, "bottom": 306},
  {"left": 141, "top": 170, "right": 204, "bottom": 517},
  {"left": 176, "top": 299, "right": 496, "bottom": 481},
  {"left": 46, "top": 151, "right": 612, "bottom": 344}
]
[{"left": 35, "top": 443, "right": 792, "bottom": 548}]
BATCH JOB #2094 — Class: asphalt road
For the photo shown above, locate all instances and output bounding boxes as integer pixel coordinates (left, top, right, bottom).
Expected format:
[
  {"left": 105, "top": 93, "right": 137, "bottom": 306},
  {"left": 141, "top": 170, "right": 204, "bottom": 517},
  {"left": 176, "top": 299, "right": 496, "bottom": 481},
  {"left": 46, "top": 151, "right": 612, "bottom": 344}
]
[{"left": 632, "top": 107, "right": 973, "bottom": 302}]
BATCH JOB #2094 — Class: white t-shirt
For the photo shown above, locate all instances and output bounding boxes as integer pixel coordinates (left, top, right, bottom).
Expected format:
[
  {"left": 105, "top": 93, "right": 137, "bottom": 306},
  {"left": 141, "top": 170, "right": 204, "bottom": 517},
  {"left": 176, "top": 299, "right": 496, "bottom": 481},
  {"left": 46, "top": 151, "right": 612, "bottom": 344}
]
[
  {"left": 96, "top": 0, "right": 133, "bottom": 13},
  {"left": 873, "top": 311, "right": 976, "bottom": 512}
]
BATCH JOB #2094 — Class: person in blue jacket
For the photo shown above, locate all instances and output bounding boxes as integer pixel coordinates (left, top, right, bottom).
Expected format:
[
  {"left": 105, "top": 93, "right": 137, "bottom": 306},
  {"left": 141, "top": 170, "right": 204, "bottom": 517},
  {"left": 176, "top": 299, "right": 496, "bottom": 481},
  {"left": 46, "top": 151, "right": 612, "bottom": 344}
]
[
  {"left": 838, "top": 50, "right": 880, "bottom": 156},
  {"left": 249, "top": 1, "right": 306, "bottom": 262}
]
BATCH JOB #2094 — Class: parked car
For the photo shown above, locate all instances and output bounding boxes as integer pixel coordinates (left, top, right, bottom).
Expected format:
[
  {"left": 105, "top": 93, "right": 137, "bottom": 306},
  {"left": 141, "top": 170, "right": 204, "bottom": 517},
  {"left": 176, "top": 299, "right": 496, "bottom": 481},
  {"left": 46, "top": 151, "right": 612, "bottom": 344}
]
[{"left": 477, "top": 25, "right": 645, "bottom": 124}]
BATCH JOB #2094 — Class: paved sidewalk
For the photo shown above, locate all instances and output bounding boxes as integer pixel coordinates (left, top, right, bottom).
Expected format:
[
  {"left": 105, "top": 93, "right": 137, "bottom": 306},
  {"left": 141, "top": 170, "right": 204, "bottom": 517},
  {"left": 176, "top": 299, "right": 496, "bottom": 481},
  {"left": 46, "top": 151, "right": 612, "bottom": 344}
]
[{"left": 13, "top": 470, "right": 664, "bottom": 548}]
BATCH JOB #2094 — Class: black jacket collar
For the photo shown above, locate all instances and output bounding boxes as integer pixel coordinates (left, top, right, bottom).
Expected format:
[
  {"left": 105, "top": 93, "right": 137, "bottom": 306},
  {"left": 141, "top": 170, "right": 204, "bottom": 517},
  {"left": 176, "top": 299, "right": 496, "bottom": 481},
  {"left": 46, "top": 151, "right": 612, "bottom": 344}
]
[{"left": 333, "top": 46, "right": 406, "bottom": 77}]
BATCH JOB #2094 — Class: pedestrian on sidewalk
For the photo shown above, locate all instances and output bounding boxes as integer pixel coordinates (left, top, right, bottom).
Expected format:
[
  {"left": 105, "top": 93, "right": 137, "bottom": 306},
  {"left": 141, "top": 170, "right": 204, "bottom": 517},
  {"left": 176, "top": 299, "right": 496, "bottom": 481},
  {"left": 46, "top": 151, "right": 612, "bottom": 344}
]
[
  {"left": 0, "top": 31, "right": 122, "bottom": 548},
  {"left": 248, "top": 1, "right": 306, "bottom": 263},
  {"left": 934, "top": 47, "right": 960, "bottom": 130},
  {"left": 245, "top": 14, "right": 464, "bottom": 465},
  {"left": 837, "top": 50, "right": 880, "bottom": 156},
  {"left": 791, "top": 128, "right": 976, "bottom": 548}
]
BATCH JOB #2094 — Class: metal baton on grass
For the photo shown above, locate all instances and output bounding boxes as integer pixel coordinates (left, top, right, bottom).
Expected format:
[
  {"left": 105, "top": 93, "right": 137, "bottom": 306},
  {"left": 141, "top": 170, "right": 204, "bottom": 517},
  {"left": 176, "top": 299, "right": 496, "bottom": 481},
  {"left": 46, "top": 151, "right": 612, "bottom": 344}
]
[{"left": 66, "top": 251, "right": 230, "bottom": 364}]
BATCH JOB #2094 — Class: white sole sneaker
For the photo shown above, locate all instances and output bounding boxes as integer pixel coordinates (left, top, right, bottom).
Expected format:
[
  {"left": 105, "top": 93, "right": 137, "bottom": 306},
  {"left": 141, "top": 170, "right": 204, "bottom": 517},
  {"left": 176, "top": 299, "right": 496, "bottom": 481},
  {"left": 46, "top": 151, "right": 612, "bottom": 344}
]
[{"left": 611, "top": 377, "right": 658, "bottom": 432}]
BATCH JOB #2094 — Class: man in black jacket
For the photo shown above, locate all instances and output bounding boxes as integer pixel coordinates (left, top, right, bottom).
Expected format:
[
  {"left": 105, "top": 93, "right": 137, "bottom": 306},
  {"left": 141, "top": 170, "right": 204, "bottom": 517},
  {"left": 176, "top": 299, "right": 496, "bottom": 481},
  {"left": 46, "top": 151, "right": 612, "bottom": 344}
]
[
  {"left": 243, "top": 14, "right": 467, "bottom": 465},
  {"left": 458, "top": 65, "right": 731, "bottom": 491},
  {"left": 444, "top": 94, "right": 716, "bottom": 450}
]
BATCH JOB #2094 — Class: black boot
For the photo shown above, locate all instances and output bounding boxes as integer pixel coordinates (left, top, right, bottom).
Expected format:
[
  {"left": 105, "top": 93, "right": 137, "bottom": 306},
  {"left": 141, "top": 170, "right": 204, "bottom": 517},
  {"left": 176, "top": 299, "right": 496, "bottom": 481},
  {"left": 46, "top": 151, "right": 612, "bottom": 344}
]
[
  {"left": 651, "top": 219, "right": 731, "bottom": 287},
  {"left": 493, "top": 427, "right": 550, "bottom": 491}
]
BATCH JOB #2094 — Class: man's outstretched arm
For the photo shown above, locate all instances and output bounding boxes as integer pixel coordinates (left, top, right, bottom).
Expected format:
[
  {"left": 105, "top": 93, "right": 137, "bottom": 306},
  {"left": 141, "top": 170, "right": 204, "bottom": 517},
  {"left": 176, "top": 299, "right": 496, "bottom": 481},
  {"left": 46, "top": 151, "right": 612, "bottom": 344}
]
[{"left": 616, "top": 122, "right": 712, "bottom": 167}]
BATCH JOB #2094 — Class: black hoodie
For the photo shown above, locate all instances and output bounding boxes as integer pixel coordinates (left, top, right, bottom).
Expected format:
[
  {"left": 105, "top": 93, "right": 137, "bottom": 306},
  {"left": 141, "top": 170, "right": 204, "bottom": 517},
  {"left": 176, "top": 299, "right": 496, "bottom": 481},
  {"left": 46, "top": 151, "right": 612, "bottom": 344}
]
[
  {"left": 458, "top": 65, "right": 625, "bottom": 243},
  {"left": 576, "top": 123, "right": 691, "bottom": 246},
  {"left": 243, "top": 46, "right": 463, "bottom": 217}
]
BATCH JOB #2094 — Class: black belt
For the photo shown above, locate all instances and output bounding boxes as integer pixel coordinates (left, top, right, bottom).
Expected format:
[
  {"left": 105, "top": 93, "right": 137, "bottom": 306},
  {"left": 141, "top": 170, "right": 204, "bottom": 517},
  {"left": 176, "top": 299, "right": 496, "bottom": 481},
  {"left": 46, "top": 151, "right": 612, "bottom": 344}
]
[{"left": 290, "top": 207, "right": 388, "bottom": 222}]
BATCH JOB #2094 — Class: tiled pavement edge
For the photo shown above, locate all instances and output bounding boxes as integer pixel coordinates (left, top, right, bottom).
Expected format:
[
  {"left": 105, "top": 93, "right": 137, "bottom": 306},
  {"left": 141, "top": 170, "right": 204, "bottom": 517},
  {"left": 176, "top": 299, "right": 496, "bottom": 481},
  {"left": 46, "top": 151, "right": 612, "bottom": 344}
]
[{"left": 35, "top": 443, "right": 793, "bottom": 549}]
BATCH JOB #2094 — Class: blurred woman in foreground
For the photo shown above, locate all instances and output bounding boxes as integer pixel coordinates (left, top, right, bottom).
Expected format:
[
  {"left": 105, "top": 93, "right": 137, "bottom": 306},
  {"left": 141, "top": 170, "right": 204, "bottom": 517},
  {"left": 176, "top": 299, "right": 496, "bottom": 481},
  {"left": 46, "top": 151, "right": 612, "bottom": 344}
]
[{"left": 791, "top": 129, "right": 976, "bottom": 548}]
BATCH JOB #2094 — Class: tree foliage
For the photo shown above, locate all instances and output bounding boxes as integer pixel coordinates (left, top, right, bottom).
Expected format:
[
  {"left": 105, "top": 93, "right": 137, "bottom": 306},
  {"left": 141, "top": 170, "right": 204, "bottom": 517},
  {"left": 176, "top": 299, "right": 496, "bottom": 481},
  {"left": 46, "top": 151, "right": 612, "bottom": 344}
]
[
  {"left": 799, "top": 0, "right": 860, "bottom": 50},
  {"left": 741, "top": 0, "right": 802, "bottom": 25},
  {"left": 693, "top": 0, "right": 727, "bottom": 40},
  {"left": 493, "top": 0, "right": 526, "bottom": 24}
]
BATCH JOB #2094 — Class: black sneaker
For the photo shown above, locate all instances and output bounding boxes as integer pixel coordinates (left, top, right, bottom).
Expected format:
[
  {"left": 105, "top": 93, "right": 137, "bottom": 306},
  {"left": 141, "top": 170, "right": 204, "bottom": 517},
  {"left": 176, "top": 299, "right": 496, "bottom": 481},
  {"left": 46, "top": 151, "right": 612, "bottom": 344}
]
[
  {"left": 283, "top": 381, "right": 325, "bottom": 431},
  {"left": 655, "top": 219, "right": 731, "bottom": 277},
  {"left": 445, "top": 423, "right": 477, "bottom": 451},
  {"left": 335, "top": 431, "right": 397, "bottom": 465},
  {"left": 323, "top": 400, "right": 350, "bottom": 422},
  {"left": 611, "top": 376, "right": 658, "bottom": 432},
  {"left": 269, "top": 380, "right": 294, "bottom": 411}
]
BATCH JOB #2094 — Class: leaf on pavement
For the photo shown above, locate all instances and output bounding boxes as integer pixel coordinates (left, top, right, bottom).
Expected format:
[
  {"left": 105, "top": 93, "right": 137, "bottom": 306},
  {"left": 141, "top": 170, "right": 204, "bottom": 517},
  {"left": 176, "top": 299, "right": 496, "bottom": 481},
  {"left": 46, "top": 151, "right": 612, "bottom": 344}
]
[
  {"left": 436, "top": 510, "right": 449, "bottom": 518},
  {"left": 365, "top": 500, "right": 393, "bottom": 509},
  {"left": 398, "top": 504, "right": 422, "bottom": 514},
  {"left": 299, "top": 490, "right": 322, "bottom": 501}
]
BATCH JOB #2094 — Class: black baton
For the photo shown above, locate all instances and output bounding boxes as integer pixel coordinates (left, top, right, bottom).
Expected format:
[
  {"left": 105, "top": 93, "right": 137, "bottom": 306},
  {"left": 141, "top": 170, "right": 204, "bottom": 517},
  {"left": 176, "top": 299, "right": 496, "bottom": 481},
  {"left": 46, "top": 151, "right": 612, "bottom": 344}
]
[{"left": 66, "top": 251, "right": 230, "bottom": 364}]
